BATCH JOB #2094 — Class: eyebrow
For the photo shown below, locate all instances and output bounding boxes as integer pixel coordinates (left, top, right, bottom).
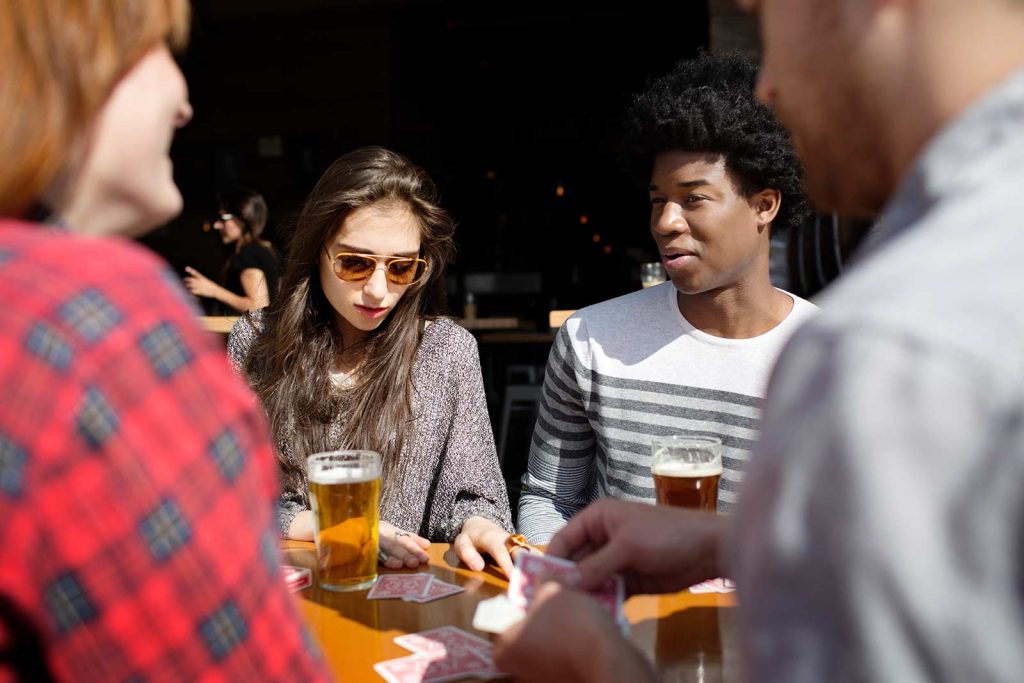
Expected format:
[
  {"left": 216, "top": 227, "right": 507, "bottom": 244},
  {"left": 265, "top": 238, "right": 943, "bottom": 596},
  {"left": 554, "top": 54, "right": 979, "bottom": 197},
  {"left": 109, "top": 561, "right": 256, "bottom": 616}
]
[
  {"left": 334, "top": 243, "right": 420, "bottom": 258},
  {"left": 648, "top": 179, "right": 713, "bottom": 191}
]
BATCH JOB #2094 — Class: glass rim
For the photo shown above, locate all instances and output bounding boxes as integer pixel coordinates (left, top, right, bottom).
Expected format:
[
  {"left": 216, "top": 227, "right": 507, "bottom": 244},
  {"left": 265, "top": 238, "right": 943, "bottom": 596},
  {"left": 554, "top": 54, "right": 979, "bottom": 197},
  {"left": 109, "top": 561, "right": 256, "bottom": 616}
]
[{"left": 306, "top": 449, "right": 380, "bottom": 466}]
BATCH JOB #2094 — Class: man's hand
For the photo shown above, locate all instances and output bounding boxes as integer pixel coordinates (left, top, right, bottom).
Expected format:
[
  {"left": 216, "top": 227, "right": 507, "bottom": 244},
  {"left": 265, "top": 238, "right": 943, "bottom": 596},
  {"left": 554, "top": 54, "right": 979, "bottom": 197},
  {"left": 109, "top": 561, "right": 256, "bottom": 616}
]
[
  {"left": 549, "top": 498, "right": 726, "bottom": 595},
  {"left": 494, "top": 582, "right": 655, "bottom": 683}
]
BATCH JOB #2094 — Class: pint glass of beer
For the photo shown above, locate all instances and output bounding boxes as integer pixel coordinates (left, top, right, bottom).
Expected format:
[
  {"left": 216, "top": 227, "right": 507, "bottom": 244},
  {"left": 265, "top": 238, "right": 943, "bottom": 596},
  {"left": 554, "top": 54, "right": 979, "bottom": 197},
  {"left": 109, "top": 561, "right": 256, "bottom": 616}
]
[
  {"left": 307, "top": 450, "right": 381, "bottom": 591},
  {"left": 650, "top": 435, "right": 722, "bottom": 511}
]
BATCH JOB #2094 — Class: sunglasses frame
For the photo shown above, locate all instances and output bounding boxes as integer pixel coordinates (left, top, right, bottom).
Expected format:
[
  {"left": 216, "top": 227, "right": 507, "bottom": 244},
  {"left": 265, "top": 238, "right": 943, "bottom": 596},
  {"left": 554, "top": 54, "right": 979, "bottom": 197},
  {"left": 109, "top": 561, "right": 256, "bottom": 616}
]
[{"left": 322, "top": 246, "right": 429, "bottom": 286}]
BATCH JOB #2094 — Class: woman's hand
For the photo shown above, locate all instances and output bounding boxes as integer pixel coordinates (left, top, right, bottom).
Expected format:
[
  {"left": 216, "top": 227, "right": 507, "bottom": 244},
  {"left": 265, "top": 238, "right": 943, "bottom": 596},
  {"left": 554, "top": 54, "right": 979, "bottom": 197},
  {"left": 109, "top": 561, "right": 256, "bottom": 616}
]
[
  {"left": 378, "top": 520, "right": 430, "bottom": 569},
  {"left": 183, "top": 266, "right": 219, "bottom": 299},
  {"left": 453, "top": 516, "right": 515, "bottom": 577}
]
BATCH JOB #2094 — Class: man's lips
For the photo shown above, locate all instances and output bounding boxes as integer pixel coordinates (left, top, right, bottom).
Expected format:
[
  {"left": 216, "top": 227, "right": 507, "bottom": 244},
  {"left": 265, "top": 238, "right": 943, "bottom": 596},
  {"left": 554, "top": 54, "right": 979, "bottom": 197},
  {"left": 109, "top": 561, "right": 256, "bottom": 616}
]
[
  {"left": 355, "top": 304, "right": 389, "bottom": 319},
  {"left": 661, "top": 252, "right": 696, "bottom": 270}
]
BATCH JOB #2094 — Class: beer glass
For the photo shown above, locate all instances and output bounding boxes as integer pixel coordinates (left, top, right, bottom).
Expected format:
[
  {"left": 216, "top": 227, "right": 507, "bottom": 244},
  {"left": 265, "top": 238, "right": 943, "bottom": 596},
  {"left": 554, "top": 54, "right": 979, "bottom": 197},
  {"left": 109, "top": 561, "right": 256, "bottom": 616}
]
[
  {"left": 640, "top": 262, "right": 667, "bottom": 288},
  {"left": 650, "top": 435, "right": 722, "bottom": 511},
  {"left": 307, "top": 450, "right": 381, "bottom": 591}
]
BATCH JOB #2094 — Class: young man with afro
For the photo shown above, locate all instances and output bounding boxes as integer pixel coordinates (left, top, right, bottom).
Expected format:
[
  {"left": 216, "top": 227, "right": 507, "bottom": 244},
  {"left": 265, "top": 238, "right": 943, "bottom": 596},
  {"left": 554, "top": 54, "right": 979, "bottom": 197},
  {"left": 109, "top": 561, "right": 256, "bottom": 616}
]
[{"left": 518, "top": 52, "right": 818, "bottom": 543}]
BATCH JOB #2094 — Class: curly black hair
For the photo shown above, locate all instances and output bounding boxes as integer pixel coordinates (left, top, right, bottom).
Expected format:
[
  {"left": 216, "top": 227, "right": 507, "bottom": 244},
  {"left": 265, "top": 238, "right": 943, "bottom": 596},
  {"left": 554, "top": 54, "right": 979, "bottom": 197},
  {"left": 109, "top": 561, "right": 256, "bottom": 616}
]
[{"left": 623, "top": 51, "right": 809, "bottom": 233}]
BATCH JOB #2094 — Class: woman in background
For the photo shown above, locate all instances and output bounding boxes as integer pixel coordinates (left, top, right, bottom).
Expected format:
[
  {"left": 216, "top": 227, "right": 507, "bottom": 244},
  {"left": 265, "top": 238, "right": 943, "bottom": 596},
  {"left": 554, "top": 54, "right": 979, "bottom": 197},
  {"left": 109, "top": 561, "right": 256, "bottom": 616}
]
[
  {"left": 0, "top": 1, "right": 330, "bottom": 680},
  {"left": 185, "top": 187, "right": 280, "bottom": 311},
  {"left": 228, "top": 146, "right": 517, "bottom": 576}
]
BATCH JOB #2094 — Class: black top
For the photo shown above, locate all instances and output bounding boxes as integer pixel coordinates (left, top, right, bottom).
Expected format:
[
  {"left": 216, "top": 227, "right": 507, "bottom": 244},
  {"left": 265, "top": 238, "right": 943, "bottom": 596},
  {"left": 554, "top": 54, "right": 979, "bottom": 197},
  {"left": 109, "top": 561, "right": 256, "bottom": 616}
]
[{"left": 226, "top": 242, "right": 279, "bottom": 304}]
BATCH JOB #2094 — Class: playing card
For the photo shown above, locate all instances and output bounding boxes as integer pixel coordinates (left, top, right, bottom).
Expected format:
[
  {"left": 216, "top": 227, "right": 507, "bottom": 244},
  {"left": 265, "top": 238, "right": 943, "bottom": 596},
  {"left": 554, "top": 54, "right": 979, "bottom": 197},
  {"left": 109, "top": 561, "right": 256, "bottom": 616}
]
[
  {"left": 688, "top": 577, "right": 736, "bottom": 594},
  {"left": 394, "top": 625, "right": 491, "bottom": 656},
  {"left": 282, "top": 565, "right": 311, "bottom": 592},
  {"left": 472, "top": 594, "right": 524, "bottom": 635},
  {"left": 402, "top": 578, "right": 465, "bottom": 604},
  {"left": 367, "top": 573, "right": 433, "bottom": 600},
  {"left": 374, "top": 648, "right": 493, "bottom": 683},
  {"left": 507, "top": 552, "right": 580, "bottom": 610},
  {"left": 587, "top": 574, "right": 626, "bottom": 624}
]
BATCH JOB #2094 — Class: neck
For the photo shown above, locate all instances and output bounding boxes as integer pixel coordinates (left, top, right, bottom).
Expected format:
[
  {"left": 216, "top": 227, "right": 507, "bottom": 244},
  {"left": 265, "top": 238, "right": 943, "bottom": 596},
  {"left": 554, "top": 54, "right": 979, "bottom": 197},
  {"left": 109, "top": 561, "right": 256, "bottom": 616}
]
[
  {"left": 677, "top": 275, "right": 792, "bottom": 339},
  {"left": 884, "top": 2, "right": 1024, "bottom": 185},
  {"left": 336, "top": 321, "right": 368, "bottom": 372}
]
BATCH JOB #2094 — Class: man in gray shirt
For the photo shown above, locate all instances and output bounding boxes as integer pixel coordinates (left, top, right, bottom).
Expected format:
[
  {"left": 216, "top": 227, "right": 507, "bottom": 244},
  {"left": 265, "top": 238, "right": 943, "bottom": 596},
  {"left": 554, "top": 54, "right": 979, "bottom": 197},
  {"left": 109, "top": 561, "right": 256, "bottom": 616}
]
[{"left": 493, "top": 1, "right": 1024, "bottom": 681}]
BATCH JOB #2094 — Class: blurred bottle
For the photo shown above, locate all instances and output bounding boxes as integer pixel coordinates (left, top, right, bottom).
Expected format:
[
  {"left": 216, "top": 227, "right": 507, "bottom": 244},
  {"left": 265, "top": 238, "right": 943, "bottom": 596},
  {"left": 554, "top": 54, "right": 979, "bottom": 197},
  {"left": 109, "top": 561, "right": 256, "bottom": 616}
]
[{"left": 463, "top": 292, "right": 477, "bottom": 320}]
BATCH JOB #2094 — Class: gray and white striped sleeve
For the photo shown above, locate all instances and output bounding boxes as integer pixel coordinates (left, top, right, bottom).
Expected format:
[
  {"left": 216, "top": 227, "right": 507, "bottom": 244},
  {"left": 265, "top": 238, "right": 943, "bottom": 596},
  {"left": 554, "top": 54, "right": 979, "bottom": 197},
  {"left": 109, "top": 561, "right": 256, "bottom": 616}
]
[{"left": 517, "top": 324, "right": 597, "bottom": 544}]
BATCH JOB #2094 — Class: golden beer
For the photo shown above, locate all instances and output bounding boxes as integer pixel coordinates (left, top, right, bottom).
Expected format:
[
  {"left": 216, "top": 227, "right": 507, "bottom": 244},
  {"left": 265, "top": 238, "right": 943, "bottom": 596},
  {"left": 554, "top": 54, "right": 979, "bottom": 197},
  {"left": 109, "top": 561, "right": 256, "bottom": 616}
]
[
  {"left": 650, "top": 436, "right": 723, "bottom": 512},
  {"left": 652, "top": 460, "right": 722, "bottom": 511},
  {"left": 308, "top": 451, "right": 381, "bottom": 591}
]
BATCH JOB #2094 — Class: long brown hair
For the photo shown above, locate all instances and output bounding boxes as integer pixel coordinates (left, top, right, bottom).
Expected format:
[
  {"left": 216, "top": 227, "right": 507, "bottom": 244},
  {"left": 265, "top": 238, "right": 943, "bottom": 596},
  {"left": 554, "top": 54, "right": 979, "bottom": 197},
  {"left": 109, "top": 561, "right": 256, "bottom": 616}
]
[
  {"left": 0, "top": 0, "right": 190, "bottom": 217},
  {"left": 245, "top": 146, "right": 455, "bottom": 493}
]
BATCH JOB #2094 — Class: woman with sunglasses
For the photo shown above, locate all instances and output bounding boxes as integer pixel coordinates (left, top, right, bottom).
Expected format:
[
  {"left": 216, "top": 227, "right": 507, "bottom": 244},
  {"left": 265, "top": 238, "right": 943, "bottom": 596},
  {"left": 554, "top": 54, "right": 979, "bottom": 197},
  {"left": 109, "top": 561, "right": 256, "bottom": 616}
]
[
  {"left": 184, "top": 187, "right": 280, "bottom": 312},
  {"left": 227, "top": 146, "right": 517, "bottom": 576}
]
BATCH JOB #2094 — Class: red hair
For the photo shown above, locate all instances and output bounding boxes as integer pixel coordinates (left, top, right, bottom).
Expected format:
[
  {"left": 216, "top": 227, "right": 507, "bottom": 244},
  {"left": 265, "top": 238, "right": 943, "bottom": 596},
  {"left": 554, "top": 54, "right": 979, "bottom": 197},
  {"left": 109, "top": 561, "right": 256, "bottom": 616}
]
[{"left": 0, "top": 0, "right": 190, "bottom": 216}]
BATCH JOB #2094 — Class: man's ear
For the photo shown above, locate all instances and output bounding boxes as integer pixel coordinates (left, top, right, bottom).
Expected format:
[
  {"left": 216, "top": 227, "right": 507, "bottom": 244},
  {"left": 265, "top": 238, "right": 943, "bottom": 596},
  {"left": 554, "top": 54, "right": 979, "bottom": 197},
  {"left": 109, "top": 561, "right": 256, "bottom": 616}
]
[{"left": 752, "top": 188, "right": 781, "bottom": 226}]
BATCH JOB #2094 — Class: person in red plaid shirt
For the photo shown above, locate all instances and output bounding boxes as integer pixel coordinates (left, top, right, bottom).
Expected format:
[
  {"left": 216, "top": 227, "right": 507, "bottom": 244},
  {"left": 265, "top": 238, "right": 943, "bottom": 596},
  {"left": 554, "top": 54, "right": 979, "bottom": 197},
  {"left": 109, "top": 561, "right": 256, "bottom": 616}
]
[{"left": 0, "top": 1, "right": 334, "bottom": 681}]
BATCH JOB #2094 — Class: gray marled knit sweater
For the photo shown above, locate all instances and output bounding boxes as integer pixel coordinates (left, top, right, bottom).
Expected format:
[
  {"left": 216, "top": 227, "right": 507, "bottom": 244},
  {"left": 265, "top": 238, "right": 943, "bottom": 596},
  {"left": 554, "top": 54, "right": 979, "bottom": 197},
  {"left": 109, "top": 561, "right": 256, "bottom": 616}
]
[{"left": 227, "top": 313, "right": 513, "bottom": 542}]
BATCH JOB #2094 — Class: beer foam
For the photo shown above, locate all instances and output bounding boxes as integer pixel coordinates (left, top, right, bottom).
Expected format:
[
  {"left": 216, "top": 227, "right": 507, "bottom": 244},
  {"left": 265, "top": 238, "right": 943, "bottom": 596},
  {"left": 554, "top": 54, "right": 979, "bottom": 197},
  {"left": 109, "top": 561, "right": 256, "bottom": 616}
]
[
  {"left": 651, "top": 460, "right": 722, "bottom": 478},
  {"left": 310, "top": 467, "right": 378, "bottom": 484}
]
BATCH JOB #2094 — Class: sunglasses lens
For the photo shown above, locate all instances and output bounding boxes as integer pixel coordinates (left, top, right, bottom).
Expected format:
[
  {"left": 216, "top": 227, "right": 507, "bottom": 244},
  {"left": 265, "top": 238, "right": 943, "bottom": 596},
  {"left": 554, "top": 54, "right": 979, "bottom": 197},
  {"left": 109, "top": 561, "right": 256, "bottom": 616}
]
[
  {"left": 335, "top": 254, "right": 376, "bottom": 281},
  {"left": 386, "top": 259, "right": 424, "bottom": 285}
]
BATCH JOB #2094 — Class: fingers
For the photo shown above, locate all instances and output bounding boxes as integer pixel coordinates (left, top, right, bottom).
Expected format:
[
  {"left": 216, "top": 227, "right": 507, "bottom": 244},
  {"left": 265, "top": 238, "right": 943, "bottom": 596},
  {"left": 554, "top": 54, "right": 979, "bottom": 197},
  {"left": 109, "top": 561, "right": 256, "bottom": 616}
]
[
  {"left": 573, "top": 532, "right": 631, "bottom": 591},
  {"left": 453, "top": 532, "right": 485, "bottom": 572},
  {"left": 490, "top": 544, "right": 515, "bottom": 579},
  {"left": 473, "top": 531, "right": 514, "bottom": 578},
  {"left": 379, "top": 538, "right": 422, "bottom": 569},
  {"left": 184, "top": 266, "right": 199, "bottom": 276},
  {"left": 548, "top": 499, "right": 614, "bottom": 559},
  {"left": 397, "top": 533, "right": 430, "bottom": 564}
]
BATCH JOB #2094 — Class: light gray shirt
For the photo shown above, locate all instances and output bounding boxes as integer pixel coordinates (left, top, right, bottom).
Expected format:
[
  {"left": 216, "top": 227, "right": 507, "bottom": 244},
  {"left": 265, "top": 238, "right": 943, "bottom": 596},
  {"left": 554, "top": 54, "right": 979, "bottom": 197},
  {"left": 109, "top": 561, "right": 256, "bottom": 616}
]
[{"left": 735, "top": 69, "right": 1024, "bottom": 682}]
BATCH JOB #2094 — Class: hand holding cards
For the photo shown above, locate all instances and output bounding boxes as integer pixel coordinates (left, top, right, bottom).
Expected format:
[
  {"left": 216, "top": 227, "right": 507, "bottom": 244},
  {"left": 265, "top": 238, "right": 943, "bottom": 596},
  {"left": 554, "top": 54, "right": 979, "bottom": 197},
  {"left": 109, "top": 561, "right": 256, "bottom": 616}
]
[{"left": 473, "top": 551, "right": 626, "bottom": 635}]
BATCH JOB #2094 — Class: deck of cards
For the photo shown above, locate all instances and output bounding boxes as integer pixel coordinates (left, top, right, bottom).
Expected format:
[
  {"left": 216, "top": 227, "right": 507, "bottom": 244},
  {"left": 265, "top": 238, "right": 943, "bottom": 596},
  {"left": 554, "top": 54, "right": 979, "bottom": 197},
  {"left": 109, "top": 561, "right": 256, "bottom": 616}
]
[
  {"left": 367, "top": 573, "right": 465, "bottom": 604},
  {"left": 472, "top": 551, "right": 627, "bottom": 635},
  {"left": 374, "top": 626, "right": 503, "bottom": 683}
]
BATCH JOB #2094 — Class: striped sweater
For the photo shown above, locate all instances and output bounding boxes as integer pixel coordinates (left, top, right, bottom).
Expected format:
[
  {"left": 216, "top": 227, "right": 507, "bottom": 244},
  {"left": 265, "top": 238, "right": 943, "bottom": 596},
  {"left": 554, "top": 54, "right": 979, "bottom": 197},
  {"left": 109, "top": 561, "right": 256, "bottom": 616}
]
[{"left": 518, "top": 282, "right": 818, "bottom": 543}]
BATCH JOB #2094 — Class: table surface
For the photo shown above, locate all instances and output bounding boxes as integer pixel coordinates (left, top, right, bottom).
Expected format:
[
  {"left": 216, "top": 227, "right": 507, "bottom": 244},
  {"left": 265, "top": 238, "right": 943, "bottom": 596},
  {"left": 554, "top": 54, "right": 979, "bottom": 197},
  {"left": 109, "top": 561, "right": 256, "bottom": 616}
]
[{"left": 282, "top": 541, "right": 740, "bottom": 682}]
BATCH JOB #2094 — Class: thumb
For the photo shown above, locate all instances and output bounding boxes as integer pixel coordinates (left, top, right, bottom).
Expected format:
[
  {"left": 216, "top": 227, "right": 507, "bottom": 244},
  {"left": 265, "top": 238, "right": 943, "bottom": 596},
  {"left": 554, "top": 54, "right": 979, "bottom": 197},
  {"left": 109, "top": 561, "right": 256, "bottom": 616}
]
[{"left": 184, "top": 266, "right": 198, "bottom": 276}]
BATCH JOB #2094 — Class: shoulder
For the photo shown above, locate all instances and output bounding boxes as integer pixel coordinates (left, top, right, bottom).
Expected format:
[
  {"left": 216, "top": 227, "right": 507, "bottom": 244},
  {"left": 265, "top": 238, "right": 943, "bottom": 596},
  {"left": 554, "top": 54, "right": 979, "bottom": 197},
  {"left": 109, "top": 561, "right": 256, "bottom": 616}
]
[
  {"left": 571, "top": 283, "right": 668, "bottom": 327},
  {"left": 557, "top": 283, "right": 673, "bottom": 357},
  {"left": 227, "top": 309, "right": 265, "bottom": 369},
  {"left": 415, "top": 318, "right": 480, "bottom": 371},
  {"left": 782, "top": 290, "right": 819, "bottom": 318},
  {"left": 235, "top": 242, "right": 275, "bottom": 267}
]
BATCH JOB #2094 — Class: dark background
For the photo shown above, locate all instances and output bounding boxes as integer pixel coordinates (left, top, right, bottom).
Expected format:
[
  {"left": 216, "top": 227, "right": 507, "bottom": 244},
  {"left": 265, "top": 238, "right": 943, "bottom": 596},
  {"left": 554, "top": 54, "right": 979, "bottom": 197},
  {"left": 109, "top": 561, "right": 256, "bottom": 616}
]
[{"left": 146, "top": 0, "right": 710, "bottom": 320}]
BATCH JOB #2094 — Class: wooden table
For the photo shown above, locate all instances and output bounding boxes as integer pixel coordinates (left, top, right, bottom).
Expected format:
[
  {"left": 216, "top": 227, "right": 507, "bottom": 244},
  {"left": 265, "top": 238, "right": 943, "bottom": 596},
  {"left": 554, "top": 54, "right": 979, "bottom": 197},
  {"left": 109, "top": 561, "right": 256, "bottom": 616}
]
[{"left": 282, "top": 541, "right": 741, "bottom": 682}]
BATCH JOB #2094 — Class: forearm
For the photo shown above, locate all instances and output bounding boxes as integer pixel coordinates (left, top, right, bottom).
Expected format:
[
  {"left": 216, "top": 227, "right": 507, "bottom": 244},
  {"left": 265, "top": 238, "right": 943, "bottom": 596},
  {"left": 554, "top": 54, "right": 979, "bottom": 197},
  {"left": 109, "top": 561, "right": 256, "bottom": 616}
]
[
  {"left": 209, "top": 283, "right": 256, "bottom": 313},
  {"left": 517, "top": 489, "right": 578, "bottom": 544},
  {"left": 278, "top": 497, "right": 309, "bottom": 539}
]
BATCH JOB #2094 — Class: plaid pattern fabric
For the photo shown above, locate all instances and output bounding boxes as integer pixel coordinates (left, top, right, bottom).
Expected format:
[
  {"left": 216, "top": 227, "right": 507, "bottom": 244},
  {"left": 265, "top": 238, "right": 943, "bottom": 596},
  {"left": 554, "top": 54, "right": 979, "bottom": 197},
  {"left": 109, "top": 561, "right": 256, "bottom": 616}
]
[{"left": 0, "top": 220, "right": 333, "bottom": 682}]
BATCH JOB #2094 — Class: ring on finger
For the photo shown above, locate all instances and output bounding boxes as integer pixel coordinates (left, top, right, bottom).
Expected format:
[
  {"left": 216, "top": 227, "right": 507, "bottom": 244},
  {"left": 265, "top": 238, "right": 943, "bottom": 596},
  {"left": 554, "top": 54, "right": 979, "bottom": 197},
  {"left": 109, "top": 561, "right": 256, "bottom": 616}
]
[
  {"left": 378, "top": 549, "right": 389, "bottom": 563},
  {"left": 394, "top": 530, "right": 409, "bottom": 540}
]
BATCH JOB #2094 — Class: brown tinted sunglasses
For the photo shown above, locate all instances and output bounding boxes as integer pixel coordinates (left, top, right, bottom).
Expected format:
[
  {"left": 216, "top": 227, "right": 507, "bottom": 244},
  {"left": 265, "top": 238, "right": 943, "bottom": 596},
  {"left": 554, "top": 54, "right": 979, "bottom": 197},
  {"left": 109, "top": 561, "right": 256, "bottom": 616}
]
[{"left": 323, "top": 246, "right": 428, "bottom": 286}]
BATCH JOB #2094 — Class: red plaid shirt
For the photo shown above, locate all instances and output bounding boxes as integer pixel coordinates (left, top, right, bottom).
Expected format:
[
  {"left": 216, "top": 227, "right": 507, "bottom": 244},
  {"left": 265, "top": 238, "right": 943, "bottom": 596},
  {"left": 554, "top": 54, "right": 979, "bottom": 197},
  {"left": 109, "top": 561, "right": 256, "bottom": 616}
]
[{"left": 0, "top": 220, "right": 334, "bottom": 682}]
